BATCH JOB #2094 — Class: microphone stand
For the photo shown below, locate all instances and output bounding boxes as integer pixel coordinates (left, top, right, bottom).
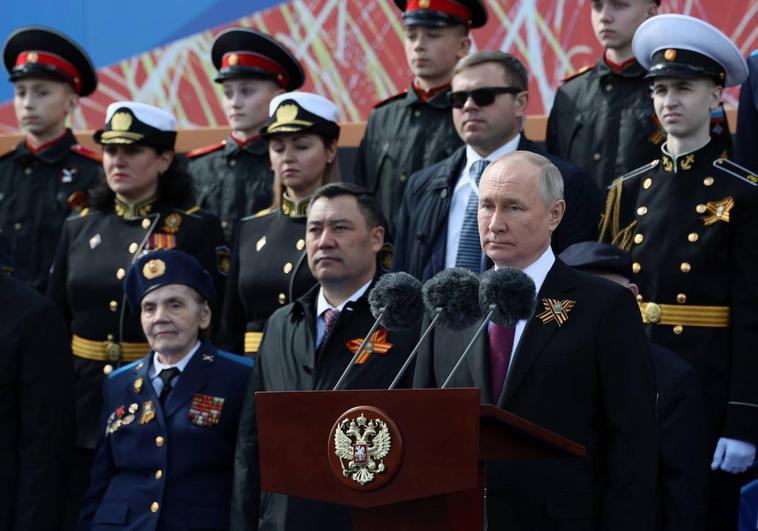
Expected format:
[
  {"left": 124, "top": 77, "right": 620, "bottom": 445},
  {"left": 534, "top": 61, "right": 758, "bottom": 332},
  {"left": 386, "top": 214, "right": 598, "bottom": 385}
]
[
  {"left": 332, "top": 307, "right": 386, "bottom": 391},
  {"left": 388, "top": 308, "right": 442, "bottom": 390},
  {"left": 441, "top": 304, "right": 495, "bottom": 389}
]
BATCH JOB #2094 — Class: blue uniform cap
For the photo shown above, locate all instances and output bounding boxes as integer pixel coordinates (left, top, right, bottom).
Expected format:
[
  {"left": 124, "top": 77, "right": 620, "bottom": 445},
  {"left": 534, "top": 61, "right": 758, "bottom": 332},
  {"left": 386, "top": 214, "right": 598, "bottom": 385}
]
[{"left": 559, "top": 241, "right": 632, "bottom": 278}]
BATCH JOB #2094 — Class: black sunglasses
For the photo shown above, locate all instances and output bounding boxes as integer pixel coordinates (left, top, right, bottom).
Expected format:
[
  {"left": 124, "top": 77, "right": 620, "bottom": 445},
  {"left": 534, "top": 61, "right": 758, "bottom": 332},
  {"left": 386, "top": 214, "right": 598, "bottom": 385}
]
[{"left": 448, "top": 86, "right": 523, "bottom": 109}]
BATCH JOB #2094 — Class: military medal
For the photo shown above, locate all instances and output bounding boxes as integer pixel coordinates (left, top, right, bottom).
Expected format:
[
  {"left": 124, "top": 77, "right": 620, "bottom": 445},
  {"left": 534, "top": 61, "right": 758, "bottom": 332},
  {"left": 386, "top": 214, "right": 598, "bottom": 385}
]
[
  {"left": 140, "top": 400, "right": 156, "bottom": 425},
  {"left": 133, "top": 377, "right": 144, "bottom": 394},
  {"left": 162, "top": 212, "right": 182, "bottom": 234},
  {"left": 188, "top": 394, "right": 225, "bottom": 426},
  {"left": 702, "top": 196, "right": 734, "bottom": 225},
  {"left": 536, "top": 298, "right": 576, "bottom": 327}
]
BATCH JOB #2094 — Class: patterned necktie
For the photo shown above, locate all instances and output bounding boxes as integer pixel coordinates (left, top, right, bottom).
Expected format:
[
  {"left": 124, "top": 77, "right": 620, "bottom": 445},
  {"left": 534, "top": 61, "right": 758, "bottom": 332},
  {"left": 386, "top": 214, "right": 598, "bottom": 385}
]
[
  {"left": 455, "top": 159, "right": 490, "bottom": 272},
  {"left": 158, "top": 367, "right": 181, "bottom": 405},
  {"left": 321, "top": 308, "right": 340, "bottom": 346},
  {"left": 488, "top": 323, "right": 515, "bottom": 404}
]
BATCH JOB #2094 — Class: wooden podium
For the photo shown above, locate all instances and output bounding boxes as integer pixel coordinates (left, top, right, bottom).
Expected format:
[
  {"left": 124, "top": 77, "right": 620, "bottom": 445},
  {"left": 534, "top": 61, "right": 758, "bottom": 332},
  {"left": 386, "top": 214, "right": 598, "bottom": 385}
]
[{"left": 256, "top": 388, "right": 584, "bottom": 531}]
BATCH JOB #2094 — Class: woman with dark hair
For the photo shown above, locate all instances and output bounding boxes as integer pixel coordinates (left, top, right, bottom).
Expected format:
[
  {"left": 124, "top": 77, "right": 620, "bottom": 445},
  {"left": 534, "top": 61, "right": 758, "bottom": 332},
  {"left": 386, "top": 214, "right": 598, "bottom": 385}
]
[
  {"left": 219, "top": 91, "right": 340, "bottom": 356},
  {"left": 47, "top": 101, "right": 227, "bottom": 528}
]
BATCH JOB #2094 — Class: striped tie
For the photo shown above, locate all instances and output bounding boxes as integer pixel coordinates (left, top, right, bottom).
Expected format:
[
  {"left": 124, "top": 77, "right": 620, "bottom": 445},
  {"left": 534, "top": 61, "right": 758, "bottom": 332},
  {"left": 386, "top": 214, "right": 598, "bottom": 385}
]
[{"left": 455, "top": 159, "right": 490, "bottom": 272}]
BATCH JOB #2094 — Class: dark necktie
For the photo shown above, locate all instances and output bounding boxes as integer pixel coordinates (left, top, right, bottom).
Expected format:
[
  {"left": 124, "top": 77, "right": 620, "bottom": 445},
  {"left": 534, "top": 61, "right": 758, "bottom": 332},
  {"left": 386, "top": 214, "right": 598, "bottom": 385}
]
[
  {"left": 158, "top": 367, "right": 181, "bottom": 405},
  {"left": 455, "top": 159, "right": 490, "bottom": 272},
  {"left": 488, "top": 323, "right": 515, "bottom": 404},
  {"left": 321, "top": 308, "right": 340, "bottom": 346}
]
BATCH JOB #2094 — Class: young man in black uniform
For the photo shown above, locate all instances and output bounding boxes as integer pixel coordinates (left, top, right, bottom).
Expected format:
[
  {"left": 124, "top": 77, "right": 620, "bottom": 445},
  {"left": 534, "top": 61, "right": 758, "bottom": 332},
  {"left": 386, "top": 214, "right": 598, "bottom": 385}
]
[
  {"left": 599, "top": 15, "right": 758, "bottom": 529},
  {"left": 353, "top": 0, "right": 486, "bottom": 235},
  {"left": 0, "top": 26, "right": 102, "bottom": 291},
  {"left": 187, "top": 28, "right": 304, "bottom": 241},
  {"left": 231, "top": 183, "right": 420, "bottom": 531}
]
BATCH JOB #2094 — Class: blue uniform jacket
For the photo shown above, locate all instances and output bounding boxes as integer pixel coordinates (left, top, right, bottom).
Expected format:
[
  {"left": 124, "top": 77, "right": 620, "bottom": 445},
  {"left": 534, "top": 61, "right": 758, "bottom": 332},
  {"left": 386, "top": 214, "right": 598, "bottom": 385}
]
[{"left": 77, "top": 342, "right": 252, "bottom": 530}]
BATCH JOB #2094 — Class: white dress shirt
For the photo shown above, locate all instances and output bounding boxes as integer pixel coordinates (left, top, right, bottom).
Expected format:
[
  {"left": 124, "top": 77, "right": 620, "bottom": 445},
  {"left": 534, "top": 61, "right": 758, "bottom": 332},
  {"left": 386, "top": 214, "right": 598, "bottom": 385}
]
[
  {"left": 315, "top": 280, "right": 373, "bottom": 346},
  {"left": 445, "top": 133, "right": 521, "bottom": 269},
  {"left": 149, "top": 340, "right": 201, "bottom": 396}
]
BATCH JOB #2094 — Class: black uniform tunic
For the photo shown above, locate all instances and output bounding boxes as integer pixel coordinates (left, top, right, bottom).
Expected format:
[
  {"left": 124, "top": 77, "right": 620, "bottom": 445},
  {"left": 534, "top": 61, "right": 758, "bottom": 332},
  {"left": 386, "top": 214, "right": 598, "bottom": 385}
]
[
  {"left": 187, "top": 135, "right": 273, "bottom": 241},
  {"left": 219, "top": 195, "right": 316, "bottom": 356},
  {"left": 48, "top": 197, "right": 228, "bottom": 449},
  {"left": 599, "top": 140, "right": 758, "bottom": 444},
  {"left": 353, "top": 86, "right": 463, "bottom": 234},
  {"left": 0, "top": 129, "right": 102, "bottom": 291}
]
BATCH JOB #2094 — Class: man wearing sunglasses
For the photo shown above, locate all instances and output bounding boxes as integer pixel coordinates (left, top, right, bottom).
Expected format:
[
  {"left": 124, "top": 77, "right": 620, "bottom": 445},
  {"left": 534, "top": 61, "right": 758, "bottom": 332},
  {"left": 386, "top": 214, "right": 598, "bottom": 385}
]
[
  {"left": 394, "top": 50, "right": 600, "bottom": 281},
  {"left": 352, "top": 0, "right": 486, "bottom": 236}
]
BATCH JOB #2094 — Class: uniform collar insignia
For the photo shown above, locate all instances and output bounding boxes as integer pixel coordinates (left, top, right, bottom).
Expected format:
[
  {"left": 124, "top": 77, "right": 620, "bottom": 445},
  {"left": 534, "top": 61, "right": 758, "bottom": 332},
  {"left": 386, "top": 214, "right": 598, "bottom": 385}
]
[
  {"left": 702, "top": 196, "right": 734, "bottom": 225},
  {"left": 115, "top": 195, "right": 157, "bottom": 219},
  {"left": 281, "top": 193, "right": 312, "bottom": 218},
  {"left": 536, "top": 298, "right": 575, "bottom": 327},
  {"left": 202, "top": 353, "right": 215, "bottom": 363},
  {"left": 346, "top": 329, "right": 393, "bottom": 365}
]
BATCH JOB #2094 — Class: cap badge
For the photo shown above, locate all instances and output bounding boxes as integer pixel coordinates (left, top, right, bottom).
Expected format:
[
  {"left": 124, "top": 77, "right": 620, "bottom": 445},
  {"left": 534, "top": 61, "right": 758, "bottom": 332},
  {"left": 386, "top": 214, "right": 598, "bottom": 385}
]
[
  {"left": 419, "top": 0, "right": 430, "bottom": 7},
  {"left": 143, "top": 258, "right": 166, "bottom": 279},
  {"left": 27, "top": 52, "right": 38, "bottom": 63},
  {"left": 537, "top": 298, "right": 576, "bottom": 327},
  {"left": 111, "top": 111, "right": 133, "bottom": 132},
  {"left": 228, "top": 53, "right": 239, "bottom": 66},
  {"left": 276, "top": 103, "right": 299, "bottom": 124},
  {"left": 664, "top": 49, "right": 677, "bottom": 61}
]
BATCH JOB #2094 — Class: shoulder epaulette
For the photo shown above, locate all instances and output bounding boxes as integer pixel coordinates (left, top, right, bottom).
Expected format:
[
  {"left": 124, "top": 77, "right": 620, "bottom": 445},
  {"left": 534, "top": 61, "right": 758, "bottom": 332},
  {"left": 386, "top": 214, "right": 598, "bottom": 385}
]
[
  {"left": 254, "top": 207, "right": 273, "bottom": 218},
  {"left": 184, "top": 206, "right": 201, "bottom": 216},
  {"left": 713, "top": 159, "right": 758, "bottom": 186},
  {"left": 750, "top": 49, "right": 758, "bottom": 58},
  {"left": 0, "top": 145, "right": 17, "bottom": 160},
  {"left": 217, "top": 350, "right": 254, "bottom": 367},
  {"left": 561, "top": 64, "right": 593, "bottom": 83},
  {"left": 108, "top": 358, "right": 144, "bottom": 379},
  {"left": 186, "top": 141, "right": 225, "bottom": 159},
  {"left": 373, "top": 90, "right": 408, "bottom": 109},
  {"left": 607, "top": 159, "right": 660, "bottom": 190},
  {"left": 70, "top": 144, "right": 102, "bottom": 162},
  {"left": 79, "top": 207, "right": 90, "bottom": 217}
]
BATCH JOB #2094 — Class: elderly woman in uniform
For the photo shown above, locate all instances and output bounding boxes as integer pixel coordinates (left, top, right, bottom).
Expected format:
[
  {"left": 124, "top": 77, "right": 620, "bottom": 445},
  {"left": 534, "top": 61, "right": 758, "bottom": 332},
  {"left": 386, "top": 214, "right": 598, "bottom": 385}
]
[
  {"left": 219, "top": 91, "right": 340, "bottom": 356},
  {"left": 47, "top": 101, "right": 227, "bottom": 526},
  {"left": 77, "top": 249, "right": 252, "bottom": 530}
]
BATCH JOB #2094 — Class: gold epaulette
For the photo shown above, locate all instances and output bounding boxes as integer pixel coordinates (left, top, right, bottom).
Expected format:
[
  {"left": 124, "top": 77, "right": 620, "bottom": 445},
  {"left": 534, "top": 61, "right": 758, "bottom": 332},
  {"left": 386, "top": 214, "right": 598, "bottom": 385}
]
[
  {"left": 184, "top": 206, "right": 201, "bottom": 215},
  {"left": 713, "top": 159, "right": 758, "bottom": 187},
  {"left": 254, "top": 207, "right": 273, "bottom": 218},
  {"left": 561, "top": 64, "right": 592, "bottom": 83},
  {"left": 79, "top": 207, "right": 90, "bottom": 217}
]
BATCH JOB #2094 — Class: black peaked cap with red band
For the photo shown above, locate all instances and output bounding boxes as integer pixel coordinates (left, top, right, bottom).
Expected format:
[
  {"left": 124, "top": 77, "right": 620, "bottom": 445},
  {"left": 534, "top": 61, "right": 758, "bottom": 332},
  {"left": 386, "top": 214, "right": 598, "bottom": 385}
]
[{"left": 394, "top": 0, "right": 487, "bottom": 29}]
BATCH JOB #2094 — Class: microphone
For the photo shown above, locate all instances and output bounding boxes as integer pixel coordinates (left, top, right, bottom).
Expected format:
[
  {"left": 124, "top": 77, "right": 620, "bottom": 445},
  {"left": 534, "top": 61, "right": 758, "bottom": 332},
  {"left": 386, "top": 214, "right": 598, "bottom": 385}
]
[
  {"left": 388, "top": 268, "right": 482, "bottom": 389},
  {"left": 441, "top": 267, "right": 536, "bottom": 388},
  {"left": 332, "top": 273, "right": 423, "bottom": 390}
]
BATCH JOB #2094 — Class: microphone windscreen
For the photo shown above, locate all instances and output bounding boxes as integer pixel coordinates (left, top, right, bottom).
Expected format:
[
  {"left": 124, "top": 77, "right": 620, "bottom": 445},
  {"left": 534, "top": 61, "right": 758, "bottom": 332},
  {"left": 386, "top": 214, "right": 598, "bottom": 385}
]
[
  {"left": 368, "top": 272, "right": 424, "bottom": 330},
  {"left": 478, "top": 267, "right": 536, "bottom": 326},
  {"left": 422, "top": 267, "right": 482, "bottom": 330}
]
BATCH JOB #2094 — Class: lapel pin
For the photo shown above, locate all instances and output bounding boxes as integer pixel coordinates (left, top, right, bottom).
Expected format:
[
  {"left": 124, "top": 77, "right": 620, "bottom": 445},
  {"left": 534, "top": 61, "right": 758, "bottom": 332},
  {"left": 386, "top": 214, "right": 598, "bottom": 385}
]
[{"left": 536, "top": 298, "right": 575, "bottom": 327}]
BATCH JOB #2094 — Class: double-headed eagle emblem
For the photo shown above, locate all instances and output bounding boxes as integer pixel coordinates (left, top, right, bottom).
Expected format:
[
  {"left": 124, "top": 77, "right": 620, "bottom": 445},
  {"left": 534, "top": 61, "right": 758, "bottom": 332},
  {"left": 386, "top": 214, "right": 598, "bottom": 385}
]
[{"left": 333, "top": 414, "right": 391, "bottom": 486}]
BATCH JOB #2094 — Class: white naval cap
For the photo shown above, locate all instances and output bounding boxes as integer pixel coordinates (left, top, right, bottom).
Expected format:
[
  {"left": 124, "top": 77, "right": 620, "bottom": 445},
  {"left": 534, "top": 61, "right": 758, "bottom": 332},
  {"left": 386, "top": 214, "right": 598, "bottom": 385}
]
[
  {"left": 632, "top": 14, "right": 748, "bottom": 87},
  {"left": 263, "top": 91, "right": 340, "bottom": 140},
  {"left": 94, "top": 101, "right": 177, "bottom": 149}
]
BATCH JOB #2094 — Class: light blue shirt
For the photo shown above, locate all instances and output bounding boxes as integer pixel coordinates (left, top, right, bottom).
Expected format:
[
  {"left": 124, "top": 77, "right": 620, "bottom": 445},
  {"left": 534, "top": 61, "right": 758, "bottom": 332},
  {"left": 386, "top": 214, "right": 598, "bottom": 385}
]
[{"left": 149, "top": 341, "right": 201, "bottom": 396}]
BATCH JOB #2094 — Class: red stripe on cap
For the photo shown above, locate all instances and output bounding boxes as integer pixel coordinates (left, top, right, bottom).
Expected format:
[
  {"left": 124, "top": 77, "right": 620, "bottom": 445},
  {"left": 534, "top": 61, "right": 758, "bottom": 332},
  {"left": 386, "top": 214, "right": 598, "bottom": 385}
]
[
  {"left": 15, "top": 51, "right": 82, "bottom": 93},
  {"left": 221, "top": 51, "right": 289, "bottom": 89},
  {"left": 405, "top": 0, "right": 472, "bottom": 24}
]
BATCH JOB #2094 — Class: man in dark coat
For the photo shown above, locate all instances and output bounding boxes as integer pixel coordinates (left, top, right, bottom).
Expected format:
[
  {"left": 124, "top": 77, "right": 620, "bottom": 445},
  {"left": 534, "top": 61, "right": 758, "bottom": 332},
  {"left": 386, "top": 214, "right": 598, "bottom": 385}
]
[
  {"left": 231, "top": 183, "right": 420, "bottom": 531},
  {"left": 735, "top": 50, "right": 758, "bottom": 169},
  {"left": 0, "top": 26, "right": 102, "bottom": 291},
  {"left": 414, "top": 152, "right": 658, "bottom": 531},
  {"left": 352, "top": 0, "right": 487, "bottom": 235},
  {"left": 394, "top": 51, "right": 600, "bottom": 281},
  {"left": 0, "top": 264, "right": 74, "bottom": 530}
]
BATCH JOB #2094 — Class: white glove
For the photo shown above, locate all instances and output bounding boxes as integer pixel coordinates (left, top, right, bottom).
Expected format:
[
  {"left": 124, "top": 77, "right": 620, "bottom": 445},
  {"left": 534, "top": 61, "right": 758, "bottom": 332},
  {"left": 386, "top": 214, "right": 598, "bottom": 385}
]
[{"left": 711, "top": 437, "right": 756, "bottom": 474}]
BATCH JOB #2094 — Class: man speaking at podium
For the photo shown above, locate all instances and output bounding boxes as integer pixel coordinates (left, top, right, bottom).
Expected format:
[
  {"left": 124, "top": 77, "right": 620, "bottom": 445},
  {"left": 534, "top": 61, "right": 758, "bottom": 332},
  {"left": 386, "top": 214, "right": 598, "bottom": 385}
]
[{"left": 413, "top": 151, "right": 658, "bottom": 530}]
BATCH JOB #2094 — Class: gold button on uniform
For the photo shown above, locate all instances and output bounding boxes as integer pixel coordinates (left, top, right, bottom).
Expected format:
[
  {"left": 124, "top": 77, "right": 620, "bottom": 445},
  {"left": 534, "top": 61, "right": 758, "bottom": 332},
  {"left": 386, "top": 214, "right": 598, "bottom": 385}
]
[
  {"left": 593, "top": 152, "right": 602, "bottom": 161},
  {"left": 399, "top": 174, "right": 407, "bottom": 182},
  {"left": 155, "top": 436, "right": 165, "bottom": 447},
  {"left": 229, "top": 159, "right": 237, "bottom": 167},
  {"left": 103, "top": 364, "right": 113, "bottom": 375},
  {"left": 296, "top": 239, "right": 305, "bottom": 251},
  {"left": 636, "top": 294, "right": 643, "bottom": 302},
  {"left": 703, "top": 177, "right": 714, "bottom": 186},
  {"left": 643, "top": 178, "right": 652, "bottom": 189},
  {"left": 278, "top": 293, "right": 286, "bottom": 304},
  {"left": 637, "top": 206, "right": 648, "bottom": 216},
  {"left": 680, "top": 262, "right": 691, "bottom": 273},
  {"left": 109, "top": 300, "right": 118, "bottom": 312},
  {"left": 116, "top": 268, "right": 125, "bottom": 280},
  {"left": 677, "top": 293, "right": 687, "bottom": 304},
  {"left": 283, "top": 262, "right": 293, "bottom": 274},
  {"left": 413, "top": 110, "right": 421, "bottom": 117},
  {"left": 696, "top": 204, "right": 706, "bottom": 214},
  {"left": 128, "top": 242, "right": 139, "bottom": 253},
  {"left": 688, "top": 232, "right": 699, "bottom": 242},
  {"left": 151, "top": 502, "right": 160, "bottom": 513},
  {"left": 142, "top": 218, "right": 151, "bottom": 229},
  {"left": 673, "top": 325, "right": 684, "bottom": 335},
  {"left": 632, "top": 262, "right": 641, "bottom": 273},
  {"left": 155, "top": 469, "right": 163, "bottom": 480},
  {"left": 634, "top": 233, "right": 644, "bottom": 244}
]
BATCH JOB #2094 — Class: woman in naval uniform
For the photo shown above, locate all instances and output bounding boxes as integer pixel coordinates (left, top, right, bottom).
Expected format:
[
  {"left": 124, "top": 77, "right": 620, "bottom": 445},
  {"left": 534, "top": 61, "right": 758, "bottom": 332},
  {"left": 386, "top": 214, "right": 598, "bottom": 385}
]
[
  {"left": 47, "top": 101, "right": 227, "bottom": 528},
  {"left": 219, "top": 91, "right": 340, "bottom": 356}
]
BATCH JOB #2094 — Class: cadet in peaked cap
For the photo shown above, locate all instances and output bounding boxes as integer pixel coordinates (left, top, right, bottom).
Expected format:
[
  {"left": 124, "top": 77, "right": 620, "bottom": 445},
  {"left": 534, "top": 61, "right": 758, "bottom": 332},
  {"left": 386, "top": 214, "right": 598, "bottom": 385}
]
[
  {"left": 394, "top": 0, "right": 487, "bottom": 29},
  {"left": 218, "top": 91, "right": 340, "bottom": 356},
  {"left": 601, "top": 15, "right": 758, "bottom": 530},
  {"left": 0, "top": 26, "right": 102, "bottom": 292},
  {"left": 187, "top": 28, "right": 305, "bottom": 242}
]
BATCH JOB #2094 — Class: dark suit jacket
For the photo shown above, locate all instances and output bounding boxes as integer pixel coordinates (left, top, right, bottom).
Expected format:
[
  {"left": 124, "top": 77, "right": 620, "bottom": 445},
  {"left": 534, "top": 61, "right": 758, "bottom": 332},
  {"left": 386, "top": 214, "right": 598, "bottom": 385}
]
[
  {"left": 414, "top": 259, "right": 658, "bottom": 531},
  {"left": 77, "top": 342, "right": 252, "bottom": 531},
  {"left": 393, "top": 136, "right": 601, "bottom": 281}
]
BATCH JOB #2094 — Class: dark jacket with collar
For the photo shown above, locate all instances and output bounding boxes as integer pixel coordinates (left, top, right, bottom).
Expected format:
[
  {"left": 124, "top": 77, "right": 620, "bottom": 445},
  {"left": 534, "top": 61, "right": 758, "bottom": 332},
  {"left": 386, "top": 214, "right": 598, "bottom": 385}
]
[
  {"left": 393, "top": 137, "right": 601, "bottom": 281},
  {"left": 413, "top": 259, "right": 658, "bottom": 530},
  {"left": 353, "top": 85, "right": 463, "bottom": 235},
  {"left": 77, "top": 342, "right": 252, "bottom": 531},
  {"left": 231, "top": 280, "right": 420, "bottom": 531},
  {"left": 186, "top": 136, "right": 274, "bottom": 241}
]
